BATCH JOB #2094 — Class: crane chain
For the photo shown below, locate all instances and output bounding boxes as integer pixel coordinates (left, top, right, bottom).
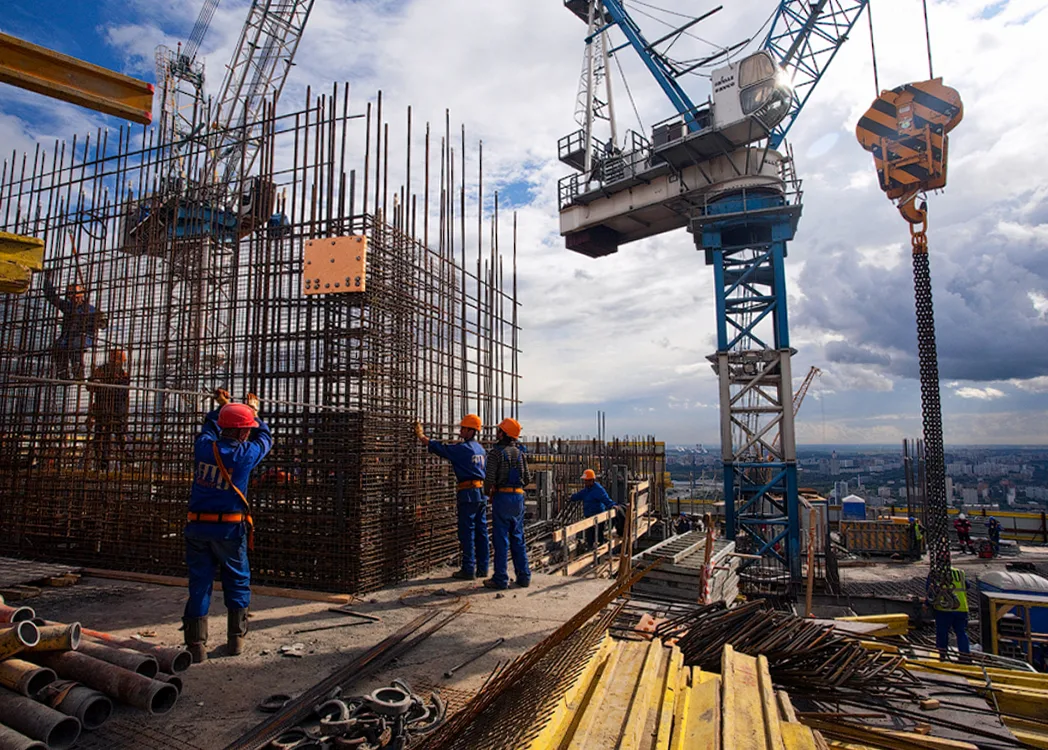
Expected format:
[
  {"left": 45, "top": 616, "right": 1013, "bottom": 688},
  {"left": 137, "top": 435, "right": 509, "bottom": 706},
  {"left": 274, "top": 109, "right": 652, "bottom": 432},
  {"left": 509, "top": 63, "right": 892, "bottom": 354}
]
[{"left": 910, "top": 221, "right": 958, "bottom": 610}]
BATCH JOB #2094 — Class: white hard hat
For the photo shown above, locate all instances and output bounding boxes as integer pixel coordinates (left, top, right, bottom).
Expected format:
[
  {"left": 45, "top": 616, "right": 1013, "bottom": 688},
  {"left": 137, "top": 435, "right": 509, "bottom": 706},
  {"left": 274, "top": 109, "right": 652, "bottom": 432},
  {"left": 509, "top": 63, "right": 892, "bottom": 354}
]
[{"left": 958, "top": 513, "right": 966, "bottom": 519}]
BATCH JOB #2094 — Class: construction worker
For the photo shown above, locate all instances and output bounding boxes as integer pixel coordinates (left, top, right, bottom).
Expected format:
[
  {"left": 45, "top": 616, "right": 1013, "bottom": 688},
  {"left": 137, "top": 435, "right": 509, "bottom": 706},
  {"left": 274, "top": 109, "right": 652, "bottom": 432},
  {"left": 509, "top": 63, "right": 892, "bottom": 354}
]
[
  {"left": 415, "top": 414, "right": 489, "bottom": 580},
  {"left": 570, "top": 469, "right": 616, "bottom": 550},
  {"left": 953, "top": 513, "right": 975, "bottom": 554},
  {"left": 42, "top": 275, "right": 106, "bottom": 380},
  {"left": 909, "top": 516, "right": 924, "bottom": 556},
  {"left": 483, "top": 417, "right": 531, "bottom": 590},
  {"left": 986, "top": 516, "right": 1002, "bottom": 556},
  {"left": 85, "top": 349, "right": 130, "bottom": 470},
  {"left": 182, "top": 389, "right": 272, "bottom": 663},
  {"left": 925, "top": 567, "right": 971, "bottom": 659}
]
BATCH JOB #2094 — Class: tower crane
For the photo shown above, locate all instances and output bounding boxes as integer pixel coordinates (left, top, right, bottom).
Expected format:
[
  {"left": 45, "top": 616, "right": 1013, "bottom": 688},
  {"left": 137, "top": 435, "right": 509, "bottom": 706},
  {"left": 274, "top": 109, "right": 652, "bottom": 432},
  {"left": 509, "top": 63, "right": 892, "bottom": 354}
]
[
  {"left": 558, "top": 0, "right": 869, "bottom": 582},
  {"left": 124, "top": 0, "right": 314, "bottom": 411}
]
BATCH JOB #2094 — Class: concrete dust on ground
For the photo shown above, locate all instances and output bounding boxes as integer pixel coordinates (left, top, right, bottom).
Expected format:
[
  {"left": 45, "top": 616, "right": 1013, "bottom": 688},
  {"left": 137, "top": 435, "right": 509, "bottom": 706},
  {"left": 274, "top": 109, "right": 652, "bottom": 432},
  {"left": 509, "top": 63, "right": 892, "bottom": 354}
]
[{"left": 25, "top": 567, "right": 610, "bottom": 750}]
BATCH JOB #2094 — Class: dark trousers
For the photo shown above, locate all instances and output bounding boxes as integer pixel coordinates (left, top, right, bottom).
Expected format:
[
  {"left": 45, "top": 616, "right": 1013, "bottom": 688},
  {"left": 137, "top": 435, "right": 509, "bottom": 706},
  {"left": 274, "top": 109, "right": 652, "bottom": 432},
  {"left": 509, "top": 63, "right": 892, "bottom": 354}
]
[
  {"left": 491, "top": 492, "right": 530, "bottom": 587},
  {"left": 457, "top": 500, "right": 489, "bottom": 576},
  {"left": 53, "top": 346, "right": 85, "bottom": 380},
  {"left": 184, "top": 532, "right": 250, "bottom": 618},
  {"left": 934, "top": 610, "right": 970, "bottom": 654},
  {"left": 91, "top": 418, "right": 127, "bottom": 468}
]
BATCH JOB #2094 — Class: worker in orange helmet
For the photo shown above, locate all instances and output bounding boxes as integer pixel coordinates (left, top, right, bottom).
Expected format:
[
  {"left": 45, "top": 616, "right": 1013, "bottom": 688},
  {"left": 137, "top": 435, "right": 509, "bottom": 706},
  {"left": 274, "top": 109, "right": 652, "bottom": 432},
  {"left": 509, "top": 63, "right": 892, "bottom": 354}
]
[
  {"left": 571, "top": 469, "right": 617, "bottom": 550},
  {"left": 85, "top": 348, "right": 131, "bottom": 470},
  {"left": 182, "top": 389, "right": 272, "bottom": 663},
  {"left": 415, "top": 414, "right": 489, "bottom": 580},
  {"left": 482, "top": 417, "right": 531, "bottom": 590}
]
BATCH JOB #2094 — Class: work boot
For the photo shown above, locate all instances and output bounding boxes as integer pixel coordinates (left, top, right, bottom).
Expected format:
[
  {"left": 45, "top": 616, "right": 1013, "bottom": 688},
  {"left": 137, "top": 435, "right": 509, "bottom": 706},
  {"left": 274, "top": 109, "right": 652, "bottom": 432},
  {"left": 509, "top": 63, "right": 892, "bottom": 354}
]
[
  {"left": 182, "top": 616, "right": 208, "bottom": 664},
  {"left": 227, "top": 608, "right": 248, "bottom": 656},
  {"left": 451, "top": 569, "right": 475, "bottom": 581},
  {"left": 482, "top": 578, "right": 508, "bottom": 591}
]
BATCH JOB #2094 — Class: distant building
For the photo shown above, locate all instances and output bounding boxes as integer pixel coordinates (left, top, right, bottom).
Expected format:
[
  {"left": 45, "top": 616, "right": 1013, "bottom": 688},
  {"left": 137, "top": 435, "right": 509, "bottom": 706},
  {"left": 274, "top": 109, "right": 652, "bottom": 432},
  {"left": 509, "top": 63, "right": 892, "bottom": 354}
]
[
  {"left": 946, "top": 477, "right": 954, "bottom": 501},
  {"left": 878, "top": 486, "right": 892, "bottom": 499},
  {"left": 962, "top": 488, "right": 979, "bottom": 505},
  {"left": 830, "top": 451, "right": 840, "bottom": 477}
]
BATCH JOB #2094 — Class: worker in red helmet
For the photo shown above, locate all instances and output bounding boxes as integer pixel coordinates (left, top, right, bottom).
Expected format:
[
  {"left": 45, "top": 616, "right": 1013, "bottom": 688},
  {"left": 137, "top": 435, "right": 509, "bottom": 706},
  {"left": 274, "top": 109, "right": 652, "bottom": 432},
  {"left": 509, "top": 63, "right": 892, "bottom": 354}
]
[
  {"left": 85, "top": 348, "right": 131, "bottom": 470},
  {"left": 182, "top": 389, "right": 272, "bottom": 663},
  {"left": 416, "top": 414, "right": 489, "bottom": 580},
  {"left": 482, "top": 417, "right": 531, "bottom": 590},
  {"left": 571, "top": 469, "right": 617, "bottom": 550},
  {"left": 42, "top": 274, "right": 107, "bottom": 380}
]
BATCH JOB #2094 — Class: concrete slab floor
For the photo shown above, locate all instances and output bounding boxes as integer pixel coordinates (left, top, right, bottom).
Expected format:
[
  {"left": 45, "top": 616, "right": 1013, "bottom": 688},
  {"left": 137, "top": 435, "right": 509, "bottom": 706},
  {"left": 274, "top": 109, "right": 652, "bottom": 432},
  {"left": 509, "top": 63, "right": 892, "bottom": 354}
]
[
  {"left": 838, "top": 545, "right": 1048, "bottom": 585},
  {"left": 22, "top": 567, "right": 612, "bottom": 750}
]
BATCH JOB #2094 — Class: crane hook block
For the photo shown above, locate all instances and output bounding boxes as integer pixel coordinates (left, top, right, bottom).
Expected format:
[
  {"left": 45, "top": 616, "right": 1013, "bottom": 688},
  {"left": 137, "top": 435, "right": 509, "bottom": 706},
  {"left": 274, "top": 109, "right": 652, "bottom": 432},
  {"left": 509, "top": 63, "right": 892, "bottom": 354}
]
[{"left": 855, "top": 79, "right": 963, "bottom": 221}]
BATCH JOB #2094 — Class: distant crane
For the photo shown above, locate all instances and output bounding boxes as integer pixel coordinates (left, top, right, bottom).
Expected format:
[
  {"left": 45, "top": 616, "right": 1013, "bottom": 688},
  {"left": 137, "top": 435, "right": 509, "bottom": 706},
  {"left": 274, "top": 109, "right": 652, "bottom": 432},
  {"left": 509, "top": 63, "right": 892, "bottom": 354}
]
[{"left": 558, "top": 0, "right": 869, "bottom": 582}]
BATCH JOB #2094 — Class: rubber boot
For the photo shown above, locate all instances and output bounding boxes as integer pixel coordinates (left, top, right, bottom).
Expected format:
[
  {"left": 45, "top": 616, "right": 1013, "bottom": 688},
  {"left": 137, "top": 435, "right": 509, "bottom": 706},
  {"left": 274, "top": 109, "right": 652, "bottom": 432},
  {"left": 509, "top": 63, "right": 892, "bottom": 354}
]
[
  {"left": 227, "top": 608, "right": 248, "bottom": 656},
  {"left": 182, "top": 616, "right": 208, "bottom": 664}
]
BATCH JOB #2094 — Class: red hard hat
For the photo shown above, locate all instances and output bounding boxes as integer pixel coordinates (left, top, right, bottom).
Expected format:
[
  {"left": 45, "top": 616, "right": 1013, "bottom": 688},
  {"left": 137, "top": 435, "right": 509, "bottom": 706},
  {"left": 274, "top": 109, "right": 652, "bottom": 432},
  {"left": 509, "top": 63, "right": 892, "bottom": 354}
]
[
  {"left": 460, "top": 414, "right": 482, "bottom": 431},
  {"left": 217, "top": 403, "right": 258, "bottom": 429},
  {"left": 497, "top": 417, "right": 521, "bottom": 439},
  {"left": 582, "top": 469, "right": 596, "bottom": 480}
]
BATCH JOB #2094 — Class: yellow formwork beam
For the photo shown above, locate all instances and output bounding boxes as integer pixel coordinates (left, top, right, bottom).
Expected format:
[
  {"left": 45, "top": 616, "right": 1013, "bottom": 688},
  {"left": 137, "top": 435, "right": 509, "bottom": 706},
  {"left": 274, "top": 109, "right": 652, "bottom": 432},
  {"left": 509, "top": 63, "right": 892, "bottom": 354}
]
[
  {"left": 722, "top": 644, "right": 769, "bottom": 750},
  {"left": 836, "top": 613, "right": 909, "bottom": 637},
  {"left": 654, "top": 646, "right": 684, "bottom": 750},
  {"left": 621, "top": 639, "right": 666, "bottom": 750},
  {"left": 0, "top": 231, "right": 44, "bottom": 294},
  {"left": 0, "top": 32, "right": 153, "bottom": 124},
  {"left": 682, "top": 669, "right": 721, "bottom": 750}
]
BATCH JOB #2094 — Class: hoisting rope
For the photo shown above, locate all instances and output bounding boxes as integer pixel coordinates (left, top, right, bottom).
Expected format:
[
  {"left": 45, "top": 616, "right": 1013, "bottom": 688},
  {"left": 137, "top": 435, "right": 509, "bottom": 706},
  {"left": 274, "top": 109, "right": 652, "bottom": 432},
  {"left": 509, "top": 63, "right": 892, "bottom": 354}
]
[
  {"left": 921, "top": 0, "right": 935, "bottom": 78},
  {"left": 866, "top": 0, "right": 880, "bottom": 94}
]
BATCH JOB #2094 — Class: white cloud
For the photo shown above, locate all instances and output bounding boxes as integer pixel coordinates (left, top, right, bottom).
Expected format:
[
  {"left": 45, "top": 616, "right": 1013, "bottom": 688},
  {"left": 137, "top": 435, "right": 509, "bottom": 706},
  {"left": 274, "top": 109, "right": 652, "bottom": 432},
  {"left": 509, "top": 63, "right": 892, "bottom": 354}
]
[{"left": 954, "top": 386, "right": 1006, "bottom": 400}]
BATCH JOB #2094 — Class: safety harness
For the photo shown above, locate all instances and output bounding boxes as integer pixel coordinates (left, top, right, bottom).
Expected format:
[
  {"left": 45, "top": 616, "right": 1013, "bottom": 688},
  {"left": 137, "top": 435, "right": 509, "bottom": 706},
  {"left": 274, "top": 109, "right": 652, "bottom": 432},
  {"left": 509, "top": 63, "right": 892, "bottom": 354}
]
[{"left": 185, "top": 442, "right": 256, "bottom": 550}]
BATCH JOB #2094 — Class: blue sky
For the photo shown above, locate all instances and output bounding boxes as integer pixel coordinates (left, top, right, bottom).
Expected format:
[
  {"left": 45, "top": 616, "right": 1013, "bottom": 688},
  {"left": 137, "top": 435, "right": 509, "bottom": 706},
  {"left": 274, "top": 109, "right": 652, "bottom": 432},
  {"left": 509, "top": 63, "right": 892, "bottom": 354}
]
[{"left": 2, "top": 0, "right": 1047, "bottom": 445}]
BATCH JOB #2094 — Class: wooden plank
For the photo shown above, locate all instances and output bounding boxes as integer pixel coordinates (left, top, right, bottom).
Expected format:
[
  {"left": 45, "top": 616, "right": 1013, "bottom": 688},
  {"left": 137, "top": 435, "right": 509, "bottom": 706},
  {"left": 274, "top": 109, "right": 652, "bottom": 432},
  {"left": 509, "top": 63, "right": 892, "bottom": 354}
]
[
  {"left": 621, "top": 639, "right": 666, "bottom": 750},
  {"left": 722, "top": 645, "right": 768, "bottom": 750},
  {"left": 81, "top": 567, "right": 354, "bottom": 604},
  {"left": 776, "top": 690, "right": 799, "bottom": 723},
  {"left": 524, "top": 636, "right": 614, "bottom": 750},
  {"left": 668, "top": 668, "right": 692, "bottom": 750},
  {"left": 655, "top": 646, "right": 683, "bottom": 750},
  {"left": 683, "top": 669, "right": 720, "bottom": 750},
  {"left": 554, "top": 509, "right": 617, "bottom": 541},
  {"left": 782, "top": 724, "right": 820, "bottom": 750},
  {"left": 757, "top": 655, "right": 786, "bottom": 750},
  {"left": 569, "top": 641, "right": 646, "bottom": 750}
]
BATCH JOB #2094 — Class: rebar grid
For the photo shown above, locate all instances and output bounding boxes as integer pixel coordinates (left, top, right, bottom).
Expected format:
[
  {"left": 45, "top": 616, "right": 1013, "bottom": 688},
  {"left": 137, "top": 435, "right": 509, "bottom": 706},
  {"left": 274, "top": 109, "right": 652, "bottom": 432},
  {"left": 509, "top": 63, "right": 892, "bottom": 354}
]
[{"left": 0, "top": 84, "right": 521, "bottom": 593}]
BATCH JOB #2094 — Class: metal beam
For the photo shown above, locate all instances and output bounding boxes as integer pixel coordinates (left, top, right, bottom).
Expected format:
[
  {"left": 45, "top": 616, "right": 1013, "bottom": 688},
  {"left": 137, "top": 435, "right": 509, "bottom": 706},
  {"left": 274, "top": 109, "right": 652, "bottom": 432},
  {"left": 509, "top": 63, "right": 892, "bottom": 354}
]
[{"left": 0, "top": 32, "right": 153, "bottom": 124}]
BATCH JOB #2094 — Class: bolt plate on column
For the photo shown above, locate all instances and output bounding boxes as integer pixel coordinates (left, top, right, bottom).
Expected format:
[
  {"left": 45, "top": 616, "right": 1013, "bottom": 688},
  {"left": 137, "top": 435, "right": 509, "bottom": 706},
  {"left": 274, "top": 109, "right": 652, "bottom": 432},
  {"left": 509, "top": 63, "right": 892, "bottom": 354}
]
[{"left": 303, "top": 235, "right": 367, "bottom": 295}]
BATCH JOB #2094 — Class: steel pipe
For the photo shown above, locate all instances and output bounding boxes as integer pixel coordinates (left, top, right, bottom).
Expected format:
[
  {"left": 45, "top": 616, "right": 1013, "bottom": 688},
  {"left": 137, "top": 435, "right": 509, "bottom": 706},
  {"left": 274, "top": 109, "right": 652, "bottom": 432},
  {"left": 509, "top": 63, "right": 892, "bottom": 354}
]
[
  {"left": 38, "top": 682, "right": 113, "bottom": 731},
  {"left": 28, "top": 652, "right": 178, "bottom": 714},
  {"left": 0, "top": 659, "right": 55, "bottom": 697},
  {"left": 0, "top": 687, "right": 80, "bottom": 750},
  {"left": 0, "top": 622, "right": 39, "bottom": 660},
  {"left": 0, "top": 723, "right": 47, "bottom": 750},
  {"left": 0, "top": 605, "right": 33, "bottom": 625},
  {"left": 80, "top": 629, "right": 192, "bottom": 673},
  {"left": 154, "top": 672, "right": 183, "bottom": 694},
  {"left": 24, "top": 624, "right": 80, "bottom": 652},
  {"left": 76, "top": 641, "right": 158, "bottom": 677}
]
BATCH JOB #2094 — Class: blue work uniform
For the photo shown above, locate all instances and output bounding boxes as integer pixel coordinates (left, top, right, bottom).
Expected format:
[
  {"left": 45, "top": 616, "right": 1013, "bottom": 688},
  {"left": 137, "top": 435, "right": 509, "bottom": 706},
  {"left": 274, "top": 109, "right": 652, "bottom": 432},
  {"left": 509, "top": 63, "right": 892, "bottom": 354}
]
[
  {"left": 571, "top": 482, "right": 616, "bottom": 548},
  {"left": 42, "top": 278, "right": 102, "bottom": 380},
  {"left": 485, "top": 440, "right": 531, "bottom": 588},
  {"left": 987, "top": 519, "right": 1002, "bottom": 555},
  {"left": 428, "top": 438, "right": 489, "bottom": 576},
  {"left": 184, "top": 409, "right": 273, "bottom": 618},
  {"left": 927, "top": 567, "right": 970, "bottom": 655}
]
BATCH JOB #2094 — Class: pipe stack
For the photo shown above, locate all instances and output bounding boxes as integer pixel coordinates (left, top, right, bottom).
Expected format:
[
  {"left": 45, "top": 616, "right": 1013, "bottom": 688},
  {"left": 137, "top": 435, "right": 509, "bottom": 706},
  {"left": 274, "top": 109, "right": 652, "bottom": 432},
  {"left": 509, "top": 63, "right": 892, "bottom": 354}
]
[{"left": 0, "top": 595, "right": 192, "bottom": 748}]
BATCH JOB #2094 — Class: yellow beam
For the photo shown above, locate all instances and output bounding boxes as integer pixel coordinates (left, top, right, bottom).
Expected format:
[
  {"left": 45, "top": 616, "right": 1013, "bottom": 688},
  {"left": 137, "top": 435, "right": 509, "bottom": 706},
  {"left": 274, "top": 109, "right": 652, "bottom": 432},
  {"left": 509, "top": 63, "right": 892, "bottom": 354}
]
[
  {"left": 654, "top": 646, "right": 683, "bottom": 750},
  {"left": 722, "top": 644, "right": 768, "bottom": 750},
  {"left": 0, "top": 32, "right": 153, "bottom": 124},
  {"left": 681, "top": 669, "right": 721, "bottom": 750},
  {"left": 621, "top": 640, "right": 666, "bottom": 750},
  {"left": 0, "top": 231, "right": 44, "bottom": 294}
]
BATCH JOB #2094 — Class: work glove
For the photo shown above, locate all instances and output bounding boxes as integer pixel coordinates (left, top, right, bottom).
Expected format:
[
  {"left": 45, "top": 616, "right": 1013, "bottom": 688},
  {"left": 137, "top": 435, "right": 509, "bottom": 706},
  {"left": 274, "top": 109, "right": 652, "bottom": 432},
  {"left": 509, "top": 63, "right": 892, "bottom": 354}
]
[
  {"left": 214, "top": 388, "right": 231, "bottom": 406},
  {"left": 245, "top": 393, "right": 260, "bottom": 415},
  {"left": 414, "top": 422, "right": 425, "bottom": 440}
]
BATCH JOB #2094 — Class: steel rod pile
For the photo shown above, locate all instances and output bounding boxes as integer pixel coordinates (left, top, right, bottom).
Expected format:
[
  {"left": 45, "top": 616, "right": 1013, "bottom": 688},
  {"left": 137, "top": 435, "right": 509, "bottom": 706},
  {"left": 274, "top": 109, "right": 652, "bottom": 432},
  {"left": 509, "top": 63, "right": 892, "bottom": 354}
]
[
  {"left": 0, "top": 84, "right": 520, "bottom": 593},
  {"left": 655, "top": 600, "right": 916, "bottom": 694},
  {"left": 0, "top": 596, "right": 190, "bottom": 749}
]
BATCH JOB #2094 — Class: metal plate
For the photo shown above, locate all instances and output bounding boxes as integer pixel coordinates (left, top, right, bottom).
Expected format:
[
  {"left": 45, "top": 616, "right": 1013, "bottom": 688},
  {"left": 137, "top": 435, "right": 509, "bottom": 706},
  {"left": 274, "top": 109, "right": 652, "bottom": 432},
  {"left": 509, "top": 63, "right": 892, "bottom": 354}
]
[{"left": 303, "top": 235, "right": 366, "bottom": 295}]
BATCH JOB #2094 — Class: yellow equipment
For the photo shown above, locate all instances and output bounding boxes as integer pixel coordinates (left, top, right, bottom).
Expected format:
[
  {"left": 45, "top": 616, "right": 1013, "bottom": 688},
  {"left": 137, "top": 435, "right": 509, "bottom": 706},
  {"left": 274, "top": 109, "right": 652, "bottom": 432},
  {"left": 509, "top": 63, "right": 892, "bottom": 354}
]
[{"left": 0, "top": 231, "right": 44, "bottom": 294}]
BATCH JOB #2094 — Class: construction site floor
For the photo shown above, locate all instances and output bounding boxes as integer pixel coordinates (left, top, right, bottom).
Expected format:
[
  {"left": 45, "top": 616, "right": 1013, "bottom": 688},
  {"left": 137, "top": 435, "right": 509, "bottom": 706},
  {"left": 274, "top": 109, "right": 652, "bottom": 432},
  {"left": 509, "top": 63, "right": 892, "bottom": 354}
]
[
  {"left": 20, "top": 568, "right": 611, "bottom": 750},
  {"left": 838, "top": 544, "right": 1048, "bottom": 589}
]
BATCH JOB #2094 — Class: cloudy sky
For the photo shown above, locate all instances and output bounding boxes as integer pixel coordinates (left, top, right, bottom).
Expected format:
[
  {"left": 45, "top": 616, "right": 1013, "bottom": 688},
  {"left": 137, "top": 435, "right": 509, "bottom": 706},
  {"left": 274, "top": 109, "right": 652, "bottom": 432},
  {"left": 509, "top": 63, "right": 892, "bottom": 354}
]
[{"left": 2, "top": 0, "right": 1047, "bottom": 445}]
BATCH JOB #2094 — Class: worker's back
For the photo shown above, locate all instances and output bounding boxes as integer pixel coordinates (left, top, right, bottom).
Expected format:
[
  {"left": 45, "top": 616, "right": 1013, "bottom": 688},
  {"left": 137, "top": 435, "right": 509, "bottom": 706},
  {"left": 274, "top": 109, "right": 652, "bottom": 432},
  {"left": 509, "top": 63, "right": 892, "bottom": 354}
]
[{"left": 189, "top": 412, "right": 272, "bottom": 522}]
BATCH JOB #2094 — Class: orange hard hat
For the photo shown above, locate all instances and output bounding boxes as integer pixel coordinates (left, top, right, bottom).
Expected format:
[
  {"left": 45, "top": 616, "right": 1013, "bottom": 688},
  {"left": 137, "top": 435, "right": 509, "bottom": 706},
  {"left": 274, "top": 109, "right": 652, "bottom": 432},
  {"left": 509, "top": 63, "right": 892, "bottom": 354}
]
[
  {"left": 66, "top": 283, "right": 85, "bottom": 296},
  {"left": 582, "top": 469, "right": 596, "bottom": 480},
  {"left": 109, "top": 349, "right": 127, "bottom": 364},
  {"left": 460, "top": 414, "right": 482, "bottom": 431},
  {"left": 497, "top": 417, "right": 521, "bottom": 439},
  {"left": 217, "top": 403, "right": 258, "bottom": 429}
]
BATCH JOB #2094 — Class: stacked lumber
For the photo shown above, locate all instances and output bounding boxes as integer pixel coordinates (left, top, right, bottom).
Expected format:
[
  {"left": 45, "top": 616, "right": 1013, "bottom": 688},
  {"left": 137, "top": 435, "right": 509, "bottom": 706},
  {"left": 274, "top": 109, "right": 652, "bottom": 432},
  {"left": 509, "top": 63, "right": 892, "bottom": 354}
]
[
  {"left": 526, "top": 637, "right": 827, "bottom": 749},
  {"left": 632, "top": 530, "right": 739, "bottom": 603},
  {"left": 0, "top": 594, "right": 190, "bottom": 749}
]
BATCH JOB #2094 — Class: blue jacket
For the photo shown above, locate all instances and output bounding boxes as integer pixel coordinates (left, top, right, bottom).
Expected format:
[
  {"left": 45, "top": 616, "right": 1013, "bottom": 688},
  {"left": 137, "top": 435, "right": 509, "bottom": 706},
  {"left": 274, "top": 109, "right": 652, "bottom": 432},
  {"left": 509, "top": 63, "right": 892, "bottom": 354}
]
[
  {"left": 187, "top": 409, "right": 273, "bottom": 538},
  {"left": 571, "top": 483, "right": 615, "bottom": 517},
  {"left": 43, "top": 277, "right": 101, "bottom": 349},
  {"left": 428, "top": 438, "right": 486, "bottom": 504}
]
